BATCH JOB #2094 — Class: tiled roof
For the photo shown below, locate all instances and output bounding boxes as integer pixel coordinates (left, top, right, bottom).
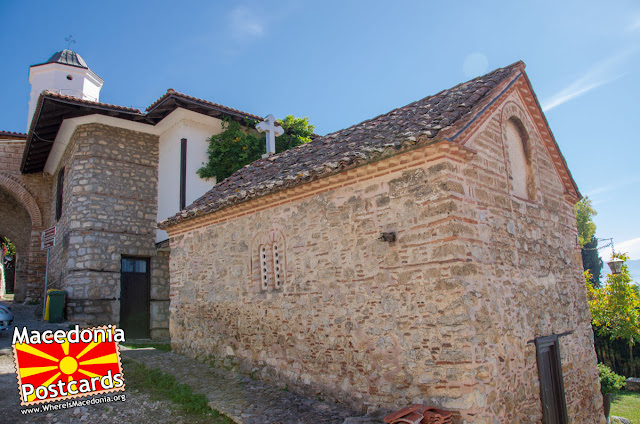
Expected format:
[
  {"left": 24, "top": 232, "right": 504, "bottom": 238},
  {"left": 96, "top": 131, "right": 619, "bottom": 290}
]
[
  {"left": 21, "top": 90, "right": 264, "bottom": 173},
  {"left": 0, "top": 131, "right": 27, "bottom": 140},
  {"left": 42, "top": 91, "right": 142, "bottom": 113},
  {"left": 159, "top": 62, "right": 525, "bottom": 229},
  {"left": 32, "top": 50, "right": 89, "bottom": 69},
  {"left": 147, "top": 89, "right": 264, "bottom": 121}
]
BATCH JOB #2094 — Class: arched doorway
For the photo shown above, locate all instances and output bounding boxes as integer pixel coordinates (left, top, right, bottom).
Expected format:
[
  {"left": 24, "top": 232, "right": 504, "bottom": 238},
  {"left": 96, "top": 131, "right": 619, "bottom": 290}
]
[
  {"left": 0, "top": 172, "right": 46, "bottom": 302},
  {"left": 0, "top": 188, "right": 32, "bottom": 299}
]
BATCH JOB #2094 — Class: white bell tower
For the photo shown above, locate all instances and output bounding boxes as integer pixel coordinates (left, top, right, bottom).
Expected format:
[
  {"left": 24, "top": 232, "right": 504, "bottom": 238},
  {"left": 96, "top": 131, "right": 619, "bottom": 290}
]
[{"left": 27, "top": 49, "right": 104, "bottom": 129}]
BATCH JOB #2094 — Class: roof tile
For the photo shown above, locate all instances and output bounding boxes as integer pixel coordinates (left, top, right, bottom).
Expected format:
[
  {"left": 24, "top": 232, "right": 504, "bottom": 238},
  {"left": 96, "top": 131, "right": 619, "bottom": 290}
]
[
  {"left": 160, "top": 62, "right": 524, "bottom": 228},
  {"left": 147, "top": 89, "right": 263, "bottom": 121},
  {"left": 0, "top": 131, "right": 28, "bottom": 139},
  {"left": 40, "top": 91, "right": 142, "bottom": 113}
]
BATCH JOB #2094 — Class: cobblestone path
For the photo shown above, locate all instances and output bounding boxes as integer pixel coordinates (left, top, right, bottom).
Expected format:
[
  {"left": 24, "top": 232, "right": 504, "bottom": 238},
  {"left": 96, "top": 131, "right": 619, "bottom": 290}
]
[
  {"left": 122, "top": 347, "right": 382, "bottom": 424},
  {"left": 0, "top": 301, "right": 383, "bottom": 423}
]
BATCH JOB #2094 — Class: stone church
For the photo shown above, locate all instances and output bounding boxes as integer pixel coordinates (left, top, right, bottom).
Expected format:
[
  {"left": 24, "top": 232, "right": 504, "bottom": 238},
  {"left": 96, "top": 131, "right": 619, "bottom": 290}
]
[
  {"left": 159, "top": 62, "right": 604, "bottom": 422},
  {"left": 0, "top": 49, "right": 263, "bottom": 339},
  {"left": 1, "top": 50, "right": 604, "bottom": 421}
]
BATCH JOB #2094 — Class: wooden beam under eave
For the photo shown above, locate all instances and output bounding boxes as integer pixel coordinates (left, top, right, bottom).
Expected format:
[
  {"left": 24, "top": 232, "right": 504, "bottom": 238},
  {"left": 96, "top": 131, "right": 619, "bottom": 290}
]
[
  {"left": 28, "top": 144, "right": 52, "bottom": 155},
  {"left": 25, "top": 150, "right": 51, "bottom": 161}
]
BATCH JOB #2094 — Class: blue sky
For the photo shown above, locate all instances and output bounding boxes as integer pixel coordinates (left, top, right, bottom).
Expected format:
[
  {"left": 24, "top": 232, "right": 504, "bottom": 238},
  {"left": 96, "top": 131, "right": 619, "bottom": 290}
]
[{"left": 1, "top": 0, "right": 639, "bottom": 261}]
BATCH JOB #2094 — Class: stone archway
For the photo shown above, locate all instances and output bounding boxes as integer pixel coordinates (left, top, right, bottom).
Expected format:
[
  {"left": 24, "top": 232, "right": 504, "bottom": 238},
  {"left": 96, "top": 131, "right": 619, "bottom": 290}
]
[{"left": 0, "top": 172, "right": 47, "bottom": 301}]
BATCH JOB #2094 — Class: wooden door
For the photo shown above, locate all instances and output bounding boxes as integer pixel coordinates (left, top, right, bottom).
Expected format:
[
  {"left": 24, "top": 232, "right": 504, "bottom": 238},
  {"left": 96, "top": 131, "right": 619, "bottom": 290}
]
[
  {"left": 120, "top": 257, "right": 150, "bottom": 339},
  {"left": 535, "top": 335, "right": 569, "bottom": 424}
]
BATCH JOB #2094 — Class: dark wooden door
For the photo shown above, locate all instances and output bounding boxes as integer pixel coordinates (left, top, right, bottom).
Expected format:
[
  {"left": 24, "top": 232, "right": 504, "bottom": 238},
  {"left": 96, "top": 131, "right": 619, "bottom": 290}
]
[
  {"left": 120, "top": 257, "right": 150, "bottom": 339},
  {"left": 535, "top": 335, "right": 568, "bottom": 424}
]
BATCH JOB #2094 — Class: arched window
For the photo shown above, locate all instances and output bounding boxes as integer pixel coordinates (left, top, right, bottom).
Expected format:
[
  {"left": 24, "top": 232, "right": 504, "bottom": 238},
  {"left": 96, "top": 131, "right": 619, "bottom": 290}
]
[{"left": 504, "top": 117, "right": 535, "bottom": 200}]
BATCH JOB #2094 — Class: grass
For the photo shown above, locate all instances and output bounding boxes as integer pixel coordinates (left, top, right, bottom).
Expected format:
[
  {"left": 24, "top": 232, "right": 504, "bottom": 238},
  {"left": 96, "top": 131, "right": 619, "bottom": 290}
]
[
  {"left": 121, "top": 342, "right": 172, "bottom": 352},
  {"left": 611, "top": 390, "right": 640, "bottom": 423},
  {"left": 123, "top": 359, "right": 233, "bottom": 423}
]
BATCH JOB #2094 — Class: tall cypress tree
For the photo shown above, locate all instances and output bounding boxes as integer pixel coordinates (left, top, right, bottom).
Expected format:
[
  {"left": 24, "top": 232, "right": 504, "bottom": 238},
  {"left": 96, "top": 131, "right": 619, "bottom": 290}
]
[{"left": 582, "top": 236, "right": 603, "bottom": 287}]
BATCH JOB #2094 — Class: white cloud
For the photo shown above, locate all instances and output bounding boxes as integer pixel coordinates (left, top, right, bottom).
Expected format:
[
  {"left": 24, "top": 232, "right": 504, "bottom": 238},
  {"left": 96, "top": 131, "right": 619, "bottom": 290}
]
[
  {"left": 228, "top": 6, "right": 266, "bottom": 41},
  {"left": 541, "top": 51, "right": 633, "bottom": 112},
  {"left": 627, "top": 16, "right": 640, "bottom": 33},
  {"left": 616, "top": 237, "right": 640, "bottom": 260},
  {"left": 584, "top": 185, "right": 614, "bottom": 197},
  {"left": 599, "top": 237, "right": 640, "bottom": 262}
]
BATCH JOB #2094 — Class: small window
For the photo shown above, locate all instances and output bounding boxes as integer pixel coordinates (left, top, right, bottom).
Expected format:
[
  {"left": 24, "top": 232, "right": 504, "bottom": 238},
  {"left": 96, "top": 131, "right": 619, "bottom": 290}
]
[
  {"left": 55, "top": 167, "right": 64, "bottom": 221},
  {"left": 272, "top": 244, "right": 282, "bottom": 289},
  {"left": 122, "top": 258, "right": 147, "bottom": 273},
  {"left": 66, "top": 75, "right": 73, "bottom": 80},
  {"left": 260, "top": 245, "right": 269, "bottom": 290}
]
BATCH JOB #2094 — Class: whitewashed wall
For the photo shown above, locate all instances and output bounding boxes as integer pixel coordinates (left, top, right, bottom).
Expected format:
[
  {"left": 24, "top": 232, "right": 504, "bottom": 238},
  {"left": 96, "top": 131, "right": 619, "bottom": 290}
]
[{"left": 156, "top": 112, "right": 223, "bottom": 242}]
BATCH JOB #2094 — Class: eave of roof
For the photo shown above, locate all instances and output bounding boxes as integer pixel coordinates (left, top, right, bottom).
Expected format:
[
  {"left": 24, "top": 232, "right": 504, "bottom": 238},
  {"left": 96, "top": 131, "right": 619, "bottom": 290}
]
[
  {"left": 146, "top": 89, "right": 263, "bottom": 122},
  {"left": 20, "top": 90, "right": 264, "bottom": 174},
  {"left": 159, "top": 61, "right": 527, "bottom": 229},
  {"left": 0, "top": 131, "right": 27, "bottom": 140}
]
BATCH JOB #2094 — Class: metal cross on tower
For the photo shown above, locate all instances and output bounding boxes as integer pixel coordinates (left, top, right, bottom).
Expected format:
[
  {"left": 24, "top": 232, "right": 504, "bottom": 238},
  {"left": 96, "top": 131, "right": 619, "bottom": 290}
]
[
  {"left": 65, "top": 35, "right": 76, "bottom": 50},
  {"left": 256, "top": 114, "right": 284, "bottom": 157}
]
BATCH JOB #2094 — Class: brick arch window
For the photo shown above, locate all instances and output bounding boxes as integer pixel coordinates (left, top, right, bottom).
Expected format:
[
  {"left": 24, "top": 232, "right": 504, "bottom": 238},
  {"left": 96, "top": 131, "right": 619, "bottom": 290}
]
[{"left": 504, "top": 117, "right": 536, "bottom": 200}]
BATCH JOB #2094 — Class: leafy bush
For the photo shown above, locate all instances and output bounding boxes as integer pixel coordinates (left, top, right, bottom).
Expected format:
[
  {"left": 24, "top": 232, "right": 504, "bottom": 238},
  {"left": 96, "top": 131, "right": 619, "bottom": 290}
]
[
  {"left": 197, "top": 118, "right": 265, "bottom": 182},
  {"left": 197, "top": 115, "right": 315, "bottom": 182},
  {"left": 598, "top": 362, "right": 626, "bottom": 395}
]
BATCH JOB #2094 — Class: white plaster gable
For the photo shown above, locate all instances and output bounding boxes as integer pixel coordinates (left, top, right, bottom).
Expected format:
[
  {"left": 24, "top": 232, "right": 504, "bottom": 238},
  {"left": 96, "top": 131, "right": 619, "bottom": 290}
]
[{"left": 157, "top": 112, "right": 225, "bottom": 242}]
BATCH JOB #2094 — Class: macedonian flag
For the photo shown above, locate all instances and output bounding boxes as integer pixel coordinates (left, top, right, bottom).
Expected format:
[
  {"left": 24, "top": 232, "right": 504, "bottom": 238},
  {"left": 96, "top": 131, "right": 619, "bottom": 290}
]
[{"left": 13, "top": 325, "right": 125, "bottom": 406}]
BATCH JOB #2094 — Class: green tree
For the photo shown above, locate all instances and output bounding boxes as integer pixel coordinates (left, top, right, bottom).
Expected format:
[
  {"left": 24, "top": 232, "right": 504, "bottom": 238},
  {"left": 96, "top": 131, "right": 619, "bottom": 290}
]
[
  {"left": 582, "top": 236, "right": 604, "bottom": 287},
  {"left": 575, "top": 197, "right": 603, "bottom": 286},
  {"left": 275, "top": 116, "right": 315, "bottom": 152},
  {"left": 575, "top": 197, "right": 597, "bottom": 247},
  {"left": 197, "top": 115, "right": 314, "bottom": 182},
  {"left": 587, "top": 253, "right": 640, "bottom": 360}
]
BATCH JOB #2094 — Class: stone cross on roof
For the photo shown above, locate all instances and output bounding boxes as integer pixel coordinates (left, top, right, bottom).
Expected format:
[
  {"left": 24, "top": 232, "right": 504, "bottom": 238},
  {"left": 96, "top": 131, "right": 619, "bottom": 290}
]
[
  {"left": 65, "top": 35, "right": 76, "bottom": 50},
  {"left": 256, "top": 114, "right": 283, "bottom": 158}
]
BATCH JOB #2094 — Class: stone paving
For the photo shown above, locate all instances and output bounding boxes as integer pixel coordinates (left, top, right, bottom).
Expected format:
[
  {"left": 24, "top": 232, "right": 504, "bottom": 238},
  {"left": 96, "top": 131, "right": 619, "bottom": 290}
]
[
  {"left": 0, "top": 301, "right": 70, "bottom": 351},
  {"left": 1, "top": 301, "right": 383, "bottom": 424},
  {"left": 122, "top": 347, "right": 384, "bottom": 424}
]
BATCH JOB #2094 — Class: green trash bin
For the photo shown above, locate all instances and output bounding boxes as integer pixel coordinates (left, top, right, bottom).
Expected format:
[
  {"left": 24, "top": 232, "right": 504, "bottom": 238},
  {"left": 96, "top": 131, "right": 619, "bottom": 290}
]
[{"left": 47, "top": 290, "right": 66, "bottom": 323}]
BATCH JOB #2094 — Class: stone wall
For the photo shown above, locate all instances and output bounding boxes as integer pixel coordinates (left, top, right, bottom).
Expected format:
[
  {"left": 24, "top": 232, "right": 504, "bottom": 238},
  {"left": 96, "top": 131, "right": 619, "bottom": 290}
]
[
  {"left": 450, "top": 94, "right": 603, "bottom": 422},
  {"left": 47, "top": 124, "right": 169, "bottom": 338},
  {"left": 167, "top": 94, "right": 603, "bottom": 422},
  {"left": 151, "top": 250, "right": 170, "bottom": 339},
  {"left": 0, "top": 140, "right": 52, "bottom": 301}
]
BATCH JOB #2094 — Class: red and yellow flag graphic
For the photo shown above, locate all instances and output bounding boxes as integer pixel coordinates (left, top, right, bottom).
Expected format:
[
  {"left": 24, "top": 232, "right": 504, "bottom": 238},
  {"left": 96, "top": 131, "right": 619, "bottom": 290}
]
[{"left": 13, "top": 325, "right": 125, "bottom": 406}]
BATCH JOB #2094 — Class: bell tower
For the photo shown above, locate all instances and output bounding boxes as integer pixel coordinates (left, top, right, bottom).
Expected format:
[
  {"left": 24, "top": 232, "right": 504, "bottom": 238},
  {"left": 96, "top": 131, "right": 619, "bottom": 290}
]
[{"left": 27, "top": 49, "right": 104, "bottom": 129}]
